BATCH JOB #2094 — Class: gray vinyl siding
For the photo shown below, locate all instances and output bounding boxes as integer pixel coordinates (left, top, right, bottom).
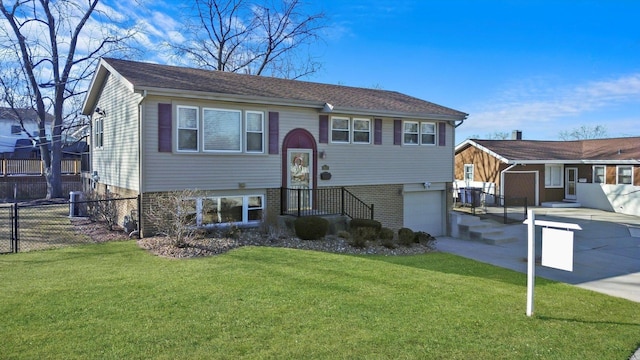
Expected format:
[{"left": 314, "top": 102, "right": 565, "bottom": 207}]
[
  {"left": 141, "top": 98, "right": 289, "bottom": 192},
  {"left": 140, "top": 97, "right": 455, "bottom": 192},
  {"left": 92, "top": 74, "right": 141, "bottom": 192},
  {"left": 317, "top": 118, "right": 454, "bottom": 187}
]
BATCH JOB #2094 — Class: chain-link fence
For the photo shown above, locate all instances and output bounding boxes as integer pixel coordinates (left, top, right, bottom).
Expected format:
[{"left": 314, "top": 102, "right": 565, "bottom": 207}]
[{"left": 0, "top": 196, "right": 139, "bottom": 254}]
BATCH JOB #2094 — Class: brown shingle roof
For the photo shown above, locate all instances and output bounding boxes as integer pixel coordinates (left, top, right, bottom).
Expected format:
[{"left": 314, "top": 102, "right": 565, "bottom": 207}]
[
  {"left": 472, "top": 137, "right": 640, "bottom": 162},
  {"left": 102, "top": 58, "right": 467, "bottom": 119}
]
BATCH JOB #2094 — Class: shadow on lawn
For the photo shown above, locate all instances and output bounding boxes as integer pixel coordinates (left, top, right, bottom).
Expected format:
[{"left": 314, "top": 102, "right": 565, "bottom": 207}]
[
  {"left": 361, "top": 251, "right": 556, "bottom": 288},
  {"left": 536, "top": 315, "right": 639, "bottom": 327}
]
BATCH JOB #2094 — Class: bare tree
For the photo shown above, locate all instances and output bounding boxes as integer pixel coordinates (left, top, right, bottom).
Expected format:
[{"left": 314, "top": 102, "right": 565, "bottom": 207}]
[
  {"left": 0, "top": 0, "right": 137, "bottom": 198},
  {"left": 559, "top": 125, "right": 608, "bottom": 140},
  {"left": 168, "top": 0, "right": 325, "bottom": 79}
]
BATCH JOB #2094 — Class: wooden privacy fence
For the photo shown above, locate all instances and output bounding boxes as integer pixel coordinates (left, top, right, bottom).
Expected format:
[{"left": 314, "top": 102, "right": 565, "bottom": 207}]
[{"left": 1, "top": 159, "right": 81, "bottom": 176}]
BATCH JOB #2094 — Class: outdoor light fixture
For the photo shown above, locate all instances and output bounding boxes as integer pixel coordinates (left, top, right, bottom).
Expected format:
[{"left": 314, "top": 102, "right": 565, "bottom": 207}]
[
  {"left": 94, "top": 107, "right": 106, "bottom": 116},
  {"left": 319, "top": 150, "right": 326, "bottom": 159},
  {"left": 322, "top": 102, "right": 334, "bottom": 112}
]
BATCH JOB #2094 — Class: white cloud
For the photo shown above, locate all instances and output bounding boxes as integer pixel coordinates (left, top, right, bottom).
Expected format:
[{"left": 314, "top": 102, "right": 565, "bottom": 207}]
[{"left": 463, "top": 74, "right": 640, "bottom": 137}]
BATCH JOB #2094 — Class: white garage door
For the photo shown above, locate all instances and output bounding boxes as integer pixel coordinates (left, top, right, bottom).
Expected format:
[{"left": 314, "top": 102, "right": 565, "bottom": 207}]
[{"left": 403, "top": 190, "right": 443, "bottom": 236}]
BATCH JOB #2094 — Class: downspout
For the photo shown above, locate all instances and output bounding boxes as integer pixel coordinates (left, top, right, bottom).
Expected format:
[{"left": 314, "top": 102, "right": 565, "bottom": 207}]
[
  {"left": 499, "top": 163, "right": 518, "bottom": 200},
  {"left": 137, "top": 90, "right": 147, "bottom": 237}
]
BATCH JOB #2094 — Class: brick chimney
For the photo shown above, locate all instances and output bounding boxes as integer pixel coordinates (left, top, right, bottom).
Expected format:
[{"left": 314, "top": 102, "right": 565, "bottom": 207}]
[{"left": 511, "top": 130, "right": 522, "bottom": 140}]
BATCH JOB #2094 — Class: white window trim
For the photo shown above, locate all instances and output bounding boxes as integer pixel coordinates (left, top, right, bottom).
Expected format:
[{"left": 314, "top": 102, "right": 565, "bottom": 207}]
[
  {"left": 202, "top": 107, "right": 242, "bottom": 153},
  {"left": 352, "top": 118, "right": 371, "bottom": 144},
  {"left": 176, "top": 105, "right": 200, "bottom": 152},
  {"left": 184, "top": 194, "right": 265, "bottom": 227},
  {"left": 464, "top": 164, "right": 474, "bottom": 182},
  {"left": 420, "top": 122, "right": 437, "bottom": 146},
  {"left": 545, "top": 164, "right": 563, "bottom": 188},
  {"left": 402, "top": 121, "right": 437, "bottom": 146},
  {"left": 616, "top": 165, "right": 633, "bottom": 185},
  {"left": 593, "top": 165, "right": 606, "bottom": 184},
  {"left": 403, "top": 121, "right": 419, "bottom": 145},
  {"left": 93, "top": 117, "right": 104, "bottom": 149},
  {"left": 330, "top": 116, "right": 351, "bottom": 143},
  {"left": 245, "top": 110, "right": 264, "bottom": 153}
]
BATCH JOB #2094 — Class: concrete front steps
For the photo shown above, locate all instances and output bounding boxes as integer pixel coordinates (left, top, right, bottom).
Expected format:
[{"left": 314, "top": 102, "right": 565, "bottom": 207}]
[{"left": 450, "top": 211, "right": 518, "bottom": 245}]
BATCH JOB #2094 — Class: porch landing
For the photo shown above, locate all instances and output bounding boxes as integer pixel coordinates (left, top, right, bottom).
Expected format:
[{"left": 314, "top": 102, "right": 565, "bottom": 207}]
[{"left": 541, "top": 200, "right": 582, "bottom": 208}]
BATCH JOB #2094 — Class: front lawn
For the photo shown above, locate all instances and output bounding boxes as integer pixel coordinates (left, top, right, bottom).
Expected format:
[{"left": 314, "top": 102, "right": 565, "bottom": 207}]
[{"left": 0, "top": 241, "right": 638, "bottom": 359}]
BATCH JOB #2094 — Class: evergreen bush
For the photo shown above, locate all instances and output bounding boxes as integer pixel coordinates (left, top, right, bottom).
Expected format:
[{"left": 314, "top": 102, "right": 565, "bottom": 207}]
[
  {"left": 294, "top": 216, "right": 329, "bottom": 240},
  {"left": 398, "top": 227, "right": 415, "bottom": 246}
]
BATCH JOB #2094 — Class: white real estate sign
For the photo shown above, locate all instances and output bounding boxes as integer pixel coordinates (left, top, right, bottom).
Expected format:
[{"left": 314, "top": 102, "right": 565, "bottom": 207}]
[
  {"left": 541, "top": 227, "right": 574, "bottom": 272},
  {"left": 524, "top": 210, "right": 581, "bottom": 317}
]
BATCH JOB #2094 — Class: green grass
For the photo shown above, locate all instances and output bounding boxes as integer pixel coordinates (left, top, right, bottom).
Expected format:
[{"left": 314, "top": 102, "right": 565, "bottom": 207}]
[{"left": 1, "top": 241, "right": 638, "bottom": 359}]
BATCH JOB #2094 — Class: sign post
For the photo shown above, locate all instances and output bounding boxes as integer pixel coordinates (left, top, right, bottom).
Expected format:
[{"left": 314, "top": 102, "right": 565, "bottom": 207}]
[{"left": 524, "top": 209, "right": 582, "bottom": 317}]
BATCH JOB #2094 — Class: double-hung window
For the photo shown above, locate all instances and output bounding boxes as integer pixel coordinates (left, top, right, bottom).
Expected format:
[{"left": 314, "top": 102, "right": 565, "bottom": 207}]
[
  {"left": 11, "top": 125, "right": 21, "bottom": 135},
  {"left": 245, "top": 111, "right": 264, "bottom": 153},
  {"left": 464, "top": 164, "right": 474, "bottom": 182},
  {"left": 421, "top": 123, "right": 436, "bottom": 145},
  {"left": 331, "top": 117, "right": 350, "bottom": 143},
  {"left": 352, "top": 118, "right": 371, "bottom": 144},
  {"left": 545, "top": 164, "right": 563, "bottom": 187},
  {"left": 203, "top": 108, "right": 241, "bottom": 152},
  {"left": 403, "top": 122, "right": 419, "bottom": 144},
  {"left": 403, "top": 121, "right": 436, "bottom": 145},
  {"left": 94, "top": 117, "right": 104, "bottom": 148},
  {"left": 617, "top": 166, "right": 633, "bottom": 185},
  {"left": 177, "top": 106, "right": 199, "bottom": 151},
  {"left": 593, "top": 165, "right": 605, "bottom": 184}
]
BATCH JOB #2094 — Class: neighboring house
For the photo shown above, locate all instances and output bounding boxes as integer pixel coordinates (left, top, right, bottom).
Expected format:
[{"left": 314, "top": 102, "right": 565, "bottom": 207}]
[
  {"left": 454, "top": 134, "right": 640, "bottom": 216},
  {"left": 0, "top": 107, "right": 53, "bottom": 157},
  {"left": 81, "top": 58, "right": 467, "bottom": 237}
]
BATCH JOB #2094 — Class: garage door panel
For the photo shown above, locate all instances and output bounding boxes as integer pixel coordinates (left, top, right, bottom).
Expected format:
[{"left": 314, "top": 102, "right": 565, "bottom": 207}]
[{"left": 403, "top": 191, "right": 443, "bottom": 236}]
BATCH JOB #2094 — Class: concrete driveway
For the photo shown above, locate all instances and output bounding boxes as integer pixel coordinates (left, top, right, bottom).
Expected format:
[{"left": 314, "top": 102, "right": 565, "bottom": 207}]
[{"left": 437, "top": 207, "right": 640, "bottom": 303}]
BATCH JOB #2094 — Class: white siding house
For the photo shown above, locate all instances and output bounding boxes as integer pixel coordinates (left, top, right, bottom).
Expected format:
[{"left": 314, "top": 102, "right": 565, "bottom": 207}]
[
  {"left": 82, "top": 58, "right": 467, "bottom": 237},
  {"left": 0, "top": 108, "right": 53, "bottom": 156}
]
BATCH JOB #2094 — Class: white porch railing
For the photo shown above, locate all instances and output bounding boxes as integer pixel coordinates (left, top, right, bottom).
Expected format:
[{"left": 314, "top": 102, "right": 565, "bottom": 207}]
[{"left": 1, "top": 159, "right": 81, "bottom": 176}]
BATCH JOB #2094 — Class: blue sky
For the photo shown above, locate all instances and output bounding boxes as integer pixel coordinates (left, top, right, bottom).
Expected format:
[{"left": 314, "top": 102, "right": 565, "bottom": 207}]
[{"left": 134, "top": 0, "right": 640, "bottom": 143}]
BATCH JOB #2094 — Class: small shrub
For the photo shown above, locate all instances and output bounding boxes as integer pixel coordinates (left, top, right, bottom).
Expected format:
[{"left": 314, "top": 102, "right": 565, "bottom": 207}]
[
  {"left": 349, "top": 219, "right": 381, "bottom": 243},
  {"left": 350, "top": 218, "right": 382, "bottom": 232},
  {"left": 85, "top": 191, "right": 118, "bottom": 231},
  {"left": 398, "top": 227, "right": 415, "bottom": 246},
  {"left": 294, "top": 216, "right": 329, "bottom": 240},
  {"left": 351, "top": 227, "right": 378, "bottom": 241},
  {"left": 379, "top": 227, "right": 396, "bottom": 249},
  {"left": 349, "top": 228, "right": 369, "bottom": 248},
  {"left": 337, "top": 230, "right": 351, "bottom": 240},
  {"left": 415, "top": 231, "right": 437, "bottom": 250},
  {"left": 379, "top": 227, "right": 394, "bottom": 241}
]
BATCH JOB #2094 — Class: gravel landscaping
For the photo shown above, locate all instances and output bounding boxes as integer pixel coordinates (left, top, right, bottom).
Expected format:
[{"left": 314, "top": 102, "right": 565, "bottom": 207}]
[{"left": 137, "top": 228, "right": 438, "bottom": 259}]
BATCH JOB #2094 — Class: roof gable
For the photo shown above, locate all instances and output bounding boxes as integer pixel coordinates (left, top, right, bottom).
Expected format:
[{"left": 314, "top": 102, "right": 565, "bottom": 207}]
[
  {"left": 83, "top": 58, "right": 468, "bottom": 120},
  {"left": 458, "top": 137, "right": 640, "bottom": 163}
]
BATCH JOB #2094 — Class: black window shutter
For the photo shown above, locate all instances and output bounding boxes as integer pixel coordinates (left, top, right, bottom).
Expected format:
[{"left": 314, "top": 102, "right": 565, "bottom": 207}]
[
  {"left": 268, "top": 112, "right": 279, "bottom": 154},
  {"left": 438, "top": 122, "right": 446, "bottom": 146},
  {"left": 393, "top": 120, "right": 402, "bottom": 145},
  {"left": 158, "top": 103, "right": 172, "bottom": 152},
  {"left": 374, "top": 118, "right": 382, "bottom": 145},
  {"left": 319, "top": 115, "right": 328, "bottom": 143}
]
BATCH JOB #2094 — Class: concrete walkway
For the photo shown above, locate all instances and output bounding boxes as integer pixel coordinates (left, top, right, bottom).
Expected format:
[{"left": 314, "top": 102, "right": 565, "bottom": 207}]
[{"left": 437, "top": 207, "right": 640, "bottom": 303}]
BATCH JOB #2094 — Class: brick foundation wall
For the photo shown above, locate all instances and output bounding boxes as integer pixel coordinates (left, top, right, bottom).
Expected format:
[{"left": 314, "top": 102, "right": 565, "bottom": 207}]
[{"left": 344, "top": 184, "right": 404, "bottom": 230}]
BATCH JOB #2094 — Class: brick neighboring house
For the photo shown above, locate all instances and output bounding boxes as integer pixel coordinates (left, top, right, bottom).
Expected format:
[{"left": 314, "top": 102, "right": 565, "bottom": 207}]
[
  {"left": 81, "top": 58, "right": 467, "bottom": 237},
  {"left": 454, "top": 135, "right": 640, "bottom": 216}
]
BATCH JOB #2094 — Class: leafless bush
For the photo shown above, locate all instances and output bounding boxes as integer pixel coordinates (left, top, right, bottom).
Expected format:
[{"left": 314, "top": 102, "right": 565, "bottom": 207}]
[
  {"left": 86, "top": 191, "right": 119, "bottom": 231},
  {"left": 146, "top": 189, "right": 201, "bottom": 247}
]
